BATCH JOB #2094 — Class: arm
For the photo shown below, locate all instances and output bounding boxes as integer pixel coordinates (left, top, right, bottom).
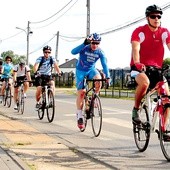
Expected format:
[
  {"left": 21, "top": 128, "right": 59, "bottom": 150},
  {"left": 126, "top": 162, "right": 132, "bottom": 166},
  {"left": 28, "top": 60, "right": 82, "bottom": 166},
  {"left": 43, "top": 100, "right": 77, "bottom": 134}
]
[
  {"left": 100, "top": 53, "right": 110, "bottom": 78},
  {"left": 13, "top": 71, "right": 17, "bottom": 82},
  {"left": 33, "top": 63, "right": 39, "bottom": 73},
  {"left": 54, "top": 62, "right": 61, "bottom": 74},
  {"left": 26, "top": 66, "right": 32, "bottom": 81},
  {"left": 131, "top": 41, "right": 141, "bottom": 64},
  {"left": 71, "top": 43, "right": 85, "bottom": 55}
]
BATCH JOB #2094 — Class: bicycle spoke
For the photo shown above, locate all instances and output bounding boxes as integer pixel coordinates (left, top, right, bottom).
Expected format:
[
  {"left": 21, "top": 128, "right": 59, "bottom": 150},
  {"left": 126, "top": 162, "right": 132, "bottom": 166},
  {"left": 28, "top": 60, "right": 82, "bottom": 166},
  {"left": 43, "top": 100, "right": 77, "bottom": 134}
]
[
  {"left": 91, "top": 95, "right": 102, "bottom": 137},
  {"left": 133, "top": 104, "right": 150, "bottom": 152},
  {"left": 160, "top": 109, "right": 170, "bottom": 161}
]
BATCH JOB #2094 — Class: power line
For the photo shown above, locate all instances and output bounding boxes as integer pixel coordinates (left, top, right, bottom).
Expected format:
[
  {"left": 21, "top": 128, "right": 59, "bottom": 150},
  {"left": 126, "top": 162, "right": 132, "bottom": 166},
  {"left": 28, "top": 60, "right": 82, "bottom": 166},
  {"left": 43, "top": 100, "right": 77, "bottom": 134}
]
[
  {"left": 32, "top": 0, "right": 78, "bottom": 29},
  {"left": 29, "top": 34, "right": 56, "bottom": 54},
  {"left": 59, "top": 3, "right": 170, "bottom": 39},
  {"left": 30, "top": 0, "right": 74, "bottom": 24}
]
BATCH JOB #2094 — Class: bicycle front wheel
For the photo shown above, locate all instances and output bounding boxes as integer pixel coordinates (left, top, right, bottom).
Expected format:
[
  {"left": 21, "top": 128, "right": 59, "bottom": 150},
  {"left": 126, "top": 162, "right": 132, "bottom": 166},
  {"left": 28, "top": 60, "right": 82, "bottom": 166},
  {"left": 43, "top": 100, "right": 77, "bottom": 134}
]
[
  {"left": 91, "top": 95, "right": 102, "bottom": 137},
  {"left": 38, "top": 94, "right": 45, "bottom": 120},
  {"left": 46, "top": 89, "right": 55, "bottom": 123},
  {"left": 159, "top": 108, "right": 170, "bottom": 161},
  {"left": 133, "top": 103, "right": 150, "bottom": 152},
  {"left": 20, "top": 91, "right": 24, "bottom": 114},
  {"left": 6, "top": 87, "right": 12, "bottom": 108},
  {"left": 3, "top": 93, "right": 6, "bottom": 106}
]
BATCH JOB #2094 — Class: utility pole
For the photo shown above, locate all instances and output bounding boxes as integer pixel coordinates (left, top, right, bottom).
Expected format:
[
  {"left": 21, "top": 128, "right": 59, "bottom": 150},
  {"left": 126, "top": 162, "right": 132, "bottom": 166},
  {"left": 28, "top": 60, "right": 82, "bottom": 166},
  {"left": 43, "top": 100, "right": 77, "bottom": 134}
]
[
  {"left": 55, "top": 31, "right": 59, "bottom": 63},
  {"left": 86, "top": 0, "right": 90, "bottom": 36},
  {"left": 16, "top": 21, "right": 33, "bottom": 66},
  {"left": 27, "top": 21, "right": 30, "bottom": 65}
]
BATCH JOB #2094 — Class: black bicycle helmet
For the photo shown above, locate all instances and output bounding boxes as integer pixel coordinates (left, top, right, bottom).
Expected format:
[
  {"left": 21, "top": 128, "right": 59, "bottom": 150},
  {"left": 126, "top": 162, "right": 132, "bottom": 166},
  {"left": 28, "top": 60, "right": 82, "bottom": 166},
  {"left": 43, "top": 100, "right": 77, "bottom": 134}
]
[
  {"left": 5, "top": 56, "right": 12, "bottom": 62},
  {"left": 43, "top": 45, "right": 52, "bottom": 51},
  {"left": 145, "top": 4, "right": 163, "bottom": 16}
]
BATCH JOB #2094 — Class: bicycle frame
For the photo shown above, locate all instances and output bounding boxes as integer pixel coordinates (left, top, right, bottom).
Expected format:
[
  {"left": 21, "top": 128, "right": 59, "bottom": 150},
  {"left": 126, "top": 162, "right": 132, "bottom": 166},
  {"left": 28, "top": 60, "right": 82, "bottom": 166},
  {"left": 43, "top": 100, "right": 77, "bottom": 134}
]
[
  {"left": 42, "top": 85, "right": 50, "bottom": 107},
  {"left": 145, "top": 80, "right": 170, "bottom": 133}
]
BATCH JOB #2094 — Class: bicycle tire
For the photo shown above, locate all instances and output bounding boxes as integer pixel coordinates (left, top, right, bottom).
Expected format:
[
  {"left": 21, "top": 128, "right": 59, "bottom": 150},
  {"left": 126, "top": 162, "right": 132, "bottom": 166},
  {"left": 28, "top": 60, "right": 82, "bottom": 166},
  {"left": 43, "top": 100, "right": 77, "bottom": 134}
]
[
  {"left": 38, "top": 93, "right": 45, "bottom": 120},
  {"left": 46, "top": 89, "right": 55, "bottom": 123},
  {"left": 133, "top": 102, "right": 150, "bottom": 152},
  {"left": 3, "top": 94, "right": 6, "bottom": 106},
  {"left": 20, "top": 90, "right": 24, "bottom": 114},
  {"left": 17, "top": 88, "right": 21, "bottom": 112},
  {"left": 80, "top": 97, "right": 88, "bottom": 132},
  {"left": 159, "top": 108, "right": 170, "bottom": 161},
  {"left": 6, "top": 87, "right": 12, "bottom": 108},
  {"left": 91, "top": 95, "right": 102, "bottom": 137}
]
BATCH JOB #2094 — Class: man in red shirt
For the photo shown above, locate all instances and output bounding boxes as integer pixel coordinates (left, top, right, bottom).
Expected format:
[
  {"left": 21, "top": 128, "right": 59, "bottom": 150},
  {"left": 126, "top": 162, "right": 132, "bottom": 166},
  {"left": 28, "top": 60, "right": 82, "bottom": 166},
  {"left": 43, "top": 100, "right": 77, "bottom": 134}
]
[{"left": 130, "top": 4, "right": 170, "bottom": 124}]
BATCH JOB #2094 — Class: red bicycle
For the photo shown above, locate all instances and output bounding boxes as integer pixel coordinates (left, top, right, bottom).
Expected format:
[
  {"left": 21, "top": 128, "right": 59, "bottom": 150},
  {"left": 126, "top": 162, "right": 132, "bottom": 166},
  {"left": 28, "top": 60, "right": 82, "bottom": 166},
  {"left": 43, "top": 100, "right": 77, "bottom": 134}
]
[{"left": 133, "top": 66, "right": 170, "bottom": 161}]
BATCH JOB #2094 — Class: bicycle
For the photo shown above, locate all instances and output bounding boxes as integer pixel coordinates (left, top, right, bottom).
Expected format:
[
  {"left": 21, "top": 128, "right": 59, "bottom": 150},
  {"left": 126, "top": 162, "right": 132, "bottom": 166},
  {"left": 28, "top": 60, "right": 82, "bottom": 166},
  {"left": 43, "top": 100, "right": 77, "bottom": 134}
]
[
  {"left": 15, "top": 80, "right": 31, "bottom": 114},
  {"left": 2, "top": 78, "right": 12, "bottom": 108},
  {"left": 80, "top": 77, "right": 107, "bottom": 137},
  {"left": 132, "top": 66, "right": 170, "bottom": 161},
  {"left": 36, "top": 75, "right": 55, "bottom": 123}
]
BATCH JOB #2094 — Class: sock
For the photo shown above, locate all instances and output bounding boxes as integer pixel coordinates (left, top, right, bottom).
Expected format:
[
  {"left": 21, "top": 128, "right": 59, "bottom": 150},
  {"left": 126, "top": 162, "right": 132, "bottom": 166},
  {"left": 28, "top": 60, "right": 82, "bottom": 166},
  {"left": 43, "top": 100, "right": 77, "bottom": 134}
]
[{"left": 77, "top": 110, "right": 82, "bottom": 119}]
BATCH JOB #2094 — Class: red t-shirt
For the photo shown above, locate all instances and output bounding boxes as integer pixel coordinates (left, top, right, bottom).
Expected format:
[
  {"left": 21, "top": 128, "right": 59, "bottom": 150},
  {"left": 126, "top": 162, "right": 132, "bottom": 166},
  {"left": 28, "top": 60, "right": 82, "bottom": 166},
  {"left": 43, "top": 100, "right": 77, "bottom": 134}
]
[{"left": 130, "top": 24, "right": 170, "bottom": 68}]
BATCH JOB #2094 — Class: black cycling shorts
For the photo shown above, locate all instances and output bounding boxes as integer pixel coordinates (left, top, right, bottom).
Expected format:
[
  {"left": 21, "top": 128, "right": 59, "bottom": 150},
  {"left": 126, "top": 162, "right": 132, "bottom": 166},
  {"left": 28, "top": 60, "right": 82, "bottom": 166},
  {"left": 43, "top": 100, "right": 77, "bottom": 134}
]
[
  {"left": 131, "top": 65, "right": 163, "bottom": 90},
  {"left": 35, "top": 75, "right": 53, "bottom": 87}
]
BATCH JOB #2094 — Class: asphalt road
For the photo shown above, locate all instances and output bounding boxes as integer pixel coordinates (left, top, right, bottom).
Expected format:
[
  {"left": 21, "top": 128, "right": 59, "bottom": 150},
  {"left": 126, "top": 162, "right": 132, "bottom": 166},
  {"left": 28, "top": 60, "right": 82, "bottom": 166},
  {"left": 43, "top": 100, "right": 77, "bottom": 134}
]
[{"left": 1, "top": 88, "right": 170, "bottom": 170}]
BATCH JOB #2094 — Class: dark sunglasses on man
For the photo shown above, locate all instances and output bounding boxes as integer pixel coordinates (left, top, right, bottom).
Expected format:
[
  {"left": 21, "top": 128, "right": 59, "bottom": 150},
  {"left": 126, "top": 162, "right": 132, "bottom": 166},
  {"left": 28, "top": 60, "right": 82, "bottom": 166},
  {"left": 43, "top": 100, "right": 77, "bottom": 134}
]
[{"left": 149, "top": 15, "right": 161, "bottom": 19}]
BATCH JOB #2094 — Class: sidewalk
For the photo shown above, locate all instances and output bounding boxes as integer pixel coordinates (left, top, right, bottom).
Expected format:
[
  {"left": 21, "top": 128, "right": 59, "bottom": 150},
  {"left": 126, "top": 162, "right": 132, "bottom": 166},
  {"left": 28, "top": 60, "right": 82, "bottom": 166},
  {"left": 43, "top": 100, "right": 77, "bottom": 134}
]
[{"left": 0, "top": 108, "right": 108, "bottom": 170}]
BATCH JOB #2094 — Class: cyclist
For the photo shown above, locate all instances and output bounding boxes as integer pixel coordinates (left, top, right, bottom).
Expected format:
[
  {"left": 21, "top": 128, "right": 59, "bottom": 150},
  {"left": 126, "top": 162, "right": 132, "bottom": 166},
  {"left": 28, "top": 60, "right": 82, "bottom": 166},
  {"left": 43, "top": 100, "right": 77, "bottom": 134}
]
[
  {"left": 71, "top": 33, "right": 110, "bottom": 129},
  {"left": 0, "top": 56, "right": 3, "bottom": 75},
  {"left": 13, "top": 59, "right": 32, "bottom": 110},
  {"left": 130, "top": 4, "right": 170, "bottom": 124},
  {"left": 0, "top": 56, "right": 14, "bottom": 103},
  {"left": 33, "top": 45, "right": 62, "bottom": 109}
]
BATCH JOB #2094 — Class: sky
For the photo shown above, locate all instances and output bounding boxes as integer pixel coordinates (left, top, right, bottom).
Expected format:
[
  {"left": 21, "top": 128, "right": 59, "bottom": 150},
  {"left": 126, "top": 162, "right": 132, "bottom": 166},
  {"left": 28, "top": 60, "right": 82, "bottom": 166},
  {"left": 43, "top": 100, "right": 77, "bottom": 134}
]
[{"left": 0, "top": 0, "right": 170, "bottom": 69}]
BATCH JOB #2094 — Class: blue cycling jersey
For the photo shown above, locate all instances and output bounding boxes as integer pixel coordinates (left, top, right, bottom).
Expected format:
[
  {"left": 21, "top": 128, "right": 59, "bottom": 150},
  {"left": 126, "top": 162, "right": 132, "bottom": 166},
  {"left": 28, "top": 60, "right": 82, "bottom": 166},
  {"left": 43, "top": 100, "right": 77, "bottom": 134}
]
[
  {"left": 1, "top": 63, "right": 13, "bottom": 78},
  {"left": 35, "top": 56, "right": 56, "bottom": 76},
  {"left": 71, "top": 43, "right": 110, "bottom": 78}
]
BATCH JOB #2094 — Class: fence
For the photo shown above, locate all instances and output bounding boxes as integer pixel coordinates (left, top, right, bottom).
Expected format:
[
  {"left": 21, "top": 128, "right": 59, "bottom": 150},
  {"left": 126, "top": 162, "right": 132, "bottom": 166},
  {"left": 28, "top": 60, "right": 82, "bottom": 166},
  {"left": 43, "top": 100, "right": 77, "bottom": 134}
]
[
  {"left": 31, "top": 70, "right": 135, "bottom": 98},
  {"left": 54, "top": 70, "right": 135, "bottom": 98}
]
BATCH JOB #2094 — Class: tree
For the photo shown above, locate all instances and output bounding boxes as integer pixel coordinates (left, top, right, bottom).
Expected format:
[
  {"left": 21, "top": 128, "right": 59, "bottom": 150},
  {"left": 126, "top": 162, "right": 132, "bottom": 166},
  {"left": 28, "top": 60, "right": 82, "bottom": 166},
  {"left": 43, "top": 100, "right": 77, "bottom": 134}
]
[
  {"left": 163, "top": 58, "right": 170, "bottom": 67},
  {"left": 1, "top": 50, "right": 26, "bottom": 65}
]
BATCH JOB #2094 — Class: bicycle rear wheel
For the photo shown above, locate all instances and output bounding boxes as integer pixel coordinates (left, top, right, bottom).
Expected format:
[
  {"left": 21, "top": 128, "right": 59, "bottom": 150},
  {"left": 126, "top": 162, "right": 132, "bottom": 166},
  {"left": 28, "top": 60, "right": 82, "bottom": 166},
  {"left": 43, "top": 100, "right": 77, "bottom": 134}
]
[
  {"left": 159, "top": 108, "right": 170, "bottom": 161},
  {"left": 133, "top": 103, "right": 150, "bottom": 152},
  {"left": 46, "top": 89, "right": 55, "bottom": 123},
  {"left": 6, "top": 87, "right": 12, "bottom": 108},
  {"left": 38, "top": 94, "right": 45, "bottom": 120},
  {"left": 91, "top": 95, "right": 102, "bottom": 137}
]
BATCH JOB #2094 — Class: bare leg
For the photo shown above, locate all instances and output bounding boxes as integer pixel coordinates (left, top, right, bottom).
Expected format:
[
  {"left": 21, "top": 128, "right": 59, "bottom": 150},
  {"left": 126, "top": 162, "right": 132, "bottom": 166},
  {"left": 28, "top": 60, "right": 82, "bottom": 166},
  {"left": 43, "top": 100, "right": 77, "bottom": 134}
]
[{"left": 134, "top": 73, "right": 149, "bottom": 109}]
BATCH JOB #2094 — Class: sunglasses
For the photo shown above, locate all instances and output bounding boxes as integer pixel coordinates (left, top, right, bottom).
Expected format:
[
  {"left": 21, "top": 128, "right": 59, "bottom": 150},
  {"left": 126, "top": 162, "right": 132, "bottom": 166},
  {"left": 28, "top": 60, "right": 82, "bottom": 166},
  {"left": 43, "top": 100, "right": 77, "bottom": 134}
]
[
  {"left": 7, "top": 60, "right": 11, "bottom": 61},
  {"left": 149, "top": 15, "right": 161, "bottom": 19},
  {"left": 91, "top": 42, "right": 100, "bottom": 45},
  {"left": 44, "top": 51, "right": 51, "bottom": 54}
]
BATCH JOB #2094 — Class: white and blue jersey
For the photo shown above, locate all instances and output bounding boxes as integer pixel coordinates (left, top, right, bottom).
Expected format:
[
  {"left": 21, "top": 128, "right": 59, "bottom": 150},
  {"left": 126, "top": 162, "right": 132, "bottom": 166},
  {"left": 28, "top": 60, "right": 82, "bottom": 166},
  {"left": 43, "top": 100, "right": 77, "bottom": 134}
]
[
  {"left": 35, "top": 56, "right": 56, "bottom": 76},
  {"left": 1, "top": 63, "right": 13, "bottom": 79},
  {"left": 71, "top": 43, "right": 110, "bottom": 90}
]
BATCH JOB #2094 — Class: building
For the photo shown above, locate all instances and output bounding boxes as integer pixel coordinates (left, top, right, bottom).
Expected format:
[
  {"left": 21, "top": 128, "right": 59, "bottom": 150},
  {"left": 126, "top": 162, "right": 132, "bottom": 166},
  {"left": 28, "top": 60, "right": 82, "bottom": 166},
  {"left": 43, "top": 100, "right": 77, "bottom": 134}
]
[{"left": 59, "top": 58, "right": 77, "bottom": 73}]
